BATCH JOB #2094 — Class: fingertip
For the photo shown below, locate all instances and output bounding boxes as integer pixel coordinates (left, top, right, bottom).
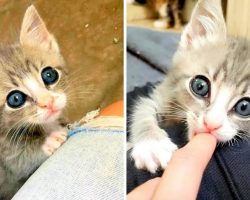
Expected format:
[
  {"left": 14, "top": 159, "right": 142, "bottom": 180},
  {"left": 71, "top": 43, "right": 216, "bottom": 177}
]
[{"left": 189, "top": 133, "right": 217, "bottom": 150}]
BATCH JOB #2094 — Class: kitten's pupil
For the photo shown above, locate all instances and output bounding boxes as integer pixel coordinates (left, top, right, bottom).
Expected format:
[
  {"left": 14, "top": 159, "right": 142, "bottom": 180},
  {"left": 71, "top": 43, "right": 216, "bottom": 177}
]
[
  {"left": 41, "top": 66, "right": 59, "bottom": 85},
  {"left": 197, "top": 81, "right": 205, "bottom": 90},
  {"left": 240, "top": 103, "right": 247, "bottom": 111},
  {"left": 7, "top": 90, "right": 27, "bottom": 108},
  {"left": 14, "top": 95, "right": 19, "bottom": 102},
  {"left": 46, "top": 72, "right": 51, "bottom": 78},
  {"left": 190, "top": 75, "right": 209, "bottom": 97}
]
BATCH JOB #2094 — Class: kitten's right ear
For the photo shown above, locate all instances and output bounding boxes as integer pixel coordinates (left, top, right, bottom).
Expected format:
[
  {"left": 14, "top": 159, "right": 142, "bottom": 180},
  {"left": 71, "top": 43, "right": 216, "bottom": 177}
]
[
  {"left": 20, "top": 5, "right": 59, "bottom": 52},
  {"left": 179, "top": 0, "right": 226, "bottom": 50}
]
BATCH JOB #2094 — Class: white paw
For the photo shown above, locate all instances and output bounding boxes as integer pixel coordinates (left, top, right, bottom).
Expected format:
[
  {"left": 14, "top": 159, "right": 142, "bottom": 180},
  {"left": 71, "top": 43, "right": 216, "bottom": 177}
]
[
  {"left": 131, "top": 138, "right": 177, "bottom": 173},
  {"left": 153, "top": 19, "right": 169, "bottom": 29},
  {"left": 42, "top": 129, "right": 67, "bottom": 156}
]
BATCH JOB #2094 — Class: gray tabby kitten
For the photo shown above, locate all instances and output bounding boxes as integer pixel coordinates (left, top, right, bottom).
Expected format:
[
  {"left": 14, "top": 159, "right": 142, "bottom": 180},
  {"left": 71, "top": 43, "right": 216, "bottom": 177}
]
[
  {"left": 131, "top": 0, "right": 250, "bottom": 173},
  {"left": 0, "top": 6, "right": 68, "bottom": 199}
]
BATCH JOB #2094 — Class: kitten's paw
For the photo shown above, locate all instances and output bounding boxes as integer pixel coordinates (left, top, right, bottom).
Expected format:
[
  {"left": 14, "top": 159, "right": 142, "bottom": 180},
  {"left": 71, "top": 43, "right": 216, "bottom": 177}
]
[
  {"left": 131, "top": 138, "right": 177, "bottom": 173},
  {"left": 153, "top": 19, "right": 170, "bottom": 29},
  {"left": 42, "top": 129, "right": 67, "bottom": 156}
]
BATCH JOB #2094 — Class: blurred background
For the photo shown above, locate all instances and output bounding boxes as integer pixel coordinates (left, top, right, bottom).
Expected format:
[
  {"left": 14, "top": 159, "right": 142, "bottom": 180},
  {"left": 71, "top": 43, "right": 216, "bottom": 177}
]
[
  {"left": 127, "top": 0, "right": 250, "bottom": 39},
  {"left": 127, "top": 0, "right": 250, "bottom": 92},
  {"left": 127, "top": 0, "right": 198, "bottom": 32},
  {"left": 0, "top": 0, "right": 123, "bottom": 122}
]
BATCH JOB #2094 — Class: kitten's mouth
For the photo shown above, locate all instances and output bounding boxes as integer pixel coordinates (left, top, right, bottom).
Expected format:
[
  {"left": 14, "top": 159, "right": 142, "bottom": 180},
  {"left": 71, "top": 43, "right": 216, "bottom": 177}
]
[
  {"left": 192, "top": 128, "right": 214, "bottom": 138},
  {"left": 193, "top": 131, "right": 212, "bottom": 136},
  {"left": 46, "top": 109, "right": 61, "bottom": 119}
]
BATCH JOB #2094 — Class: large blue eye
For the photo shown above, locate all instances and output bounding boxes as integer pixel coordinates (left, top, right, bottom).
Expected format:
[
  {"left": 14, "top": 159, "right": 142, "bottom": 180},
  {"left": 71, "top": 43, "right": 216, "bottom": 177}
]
[
  {"left": 41, "top": 67, "right": 59, "bottom": 85},
  {"left": 7, "top": 90, "right": 27, "bottom": 108},
  {"left": 234, "top": 98, "right": 250, "bottom": 117},
  {"left": 190, "top": 75, "right": 210, "bottom": 97}
]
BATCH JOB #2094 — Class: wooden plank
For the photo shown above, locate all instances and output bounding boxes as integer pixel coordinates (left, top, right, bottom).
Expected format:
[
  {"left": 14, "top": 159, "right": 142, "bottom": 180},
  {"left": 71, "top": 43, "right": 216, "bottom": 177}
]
[{"left": 227, "top": 0, "right": 250, "bottom": 39}]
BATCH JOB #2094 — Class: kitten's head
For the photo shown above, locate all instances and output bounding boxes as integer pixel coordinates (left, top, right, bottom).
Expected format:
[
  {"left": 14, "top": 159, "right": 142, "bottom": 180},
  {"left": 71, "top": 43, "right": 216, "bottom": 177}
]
[
  {"left": 0, "top": 5, "right": 67, "bottom": 129},
  {"left": 168, "top": 0, "right": 250, "bottom": 142}
]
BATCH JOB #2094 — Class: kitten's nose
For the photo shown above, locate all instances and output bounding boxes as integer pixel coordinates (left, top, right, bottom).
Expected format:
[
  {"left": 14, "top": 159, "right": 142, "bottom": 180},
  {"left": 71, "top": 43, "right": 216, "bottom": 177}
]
[
  {"left": 38, "top": 95, "right": 54, "bottom": 109},
  {"left": 203, "top": 116, "right": 222, "bottom": 132}
]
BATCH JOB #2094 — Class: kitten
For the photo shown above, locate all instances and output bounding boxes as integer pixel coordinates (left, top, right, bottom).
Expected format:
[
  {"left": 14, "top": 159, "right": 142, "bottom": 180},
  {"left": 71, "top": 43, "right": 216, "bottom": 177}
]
[
  {"left": 0, "top": 5, "right": 68, "bottom": 199},
  {"left": 130, "top": 0, "right": 250, "bottom": 173},
  {"left": 127, "top": 0, "right": 185, "bottom": 29}
]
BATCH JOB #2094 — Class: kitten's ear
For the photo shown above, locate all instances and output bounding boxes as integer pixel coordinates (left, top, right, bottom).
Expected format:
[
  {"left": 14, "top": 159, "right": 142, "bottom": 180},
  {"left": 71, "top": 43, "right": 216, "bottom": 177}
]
[
  {"left": 20, "top": 5, "right": 59, "bottom": 52},
  {"left": 180, "top": 0, "right": 226, "bottom": 50}
]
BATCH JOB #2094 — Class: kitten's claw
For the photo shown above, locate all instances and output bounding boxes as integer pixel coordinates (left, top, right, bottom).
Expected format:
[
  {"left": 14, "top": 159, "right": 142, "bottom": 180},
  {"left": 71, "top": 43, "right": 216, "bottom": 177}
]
[
  {"left": 131, "top": 138, "right": 177, "bottom": 173},
  {"left": 42, "top": 129, "right": 67, "bottom": 156}
]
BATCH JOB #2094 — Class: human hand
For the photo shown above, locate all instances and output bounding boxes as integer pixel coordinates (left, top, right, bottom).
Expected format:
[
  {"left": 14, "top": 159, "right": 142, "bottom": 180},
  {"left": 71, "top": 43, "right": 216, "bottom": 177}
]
[{"left": 127, "top": 133, "right": 217, "bottom": 200}]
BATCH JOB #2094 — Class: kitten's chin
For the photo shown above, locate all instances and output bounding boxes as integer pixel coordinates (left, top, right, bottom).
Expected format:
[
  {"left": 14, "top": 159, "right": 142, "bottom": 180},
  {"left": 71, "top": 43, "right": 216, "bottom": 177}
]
[
  {"left": 211, "top": 132, "right": 235, "bottom": 143},
  {"left": 189, "top": 128, "right": 235, "bottom": 142}
]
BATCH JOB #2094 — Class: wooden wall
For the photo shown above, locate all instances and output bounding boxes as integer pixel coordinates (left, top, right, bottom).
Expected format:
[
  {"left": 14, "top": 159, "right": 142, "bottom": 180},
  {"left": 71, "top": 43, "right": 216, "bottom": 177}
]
[{"left": 227, "top": 0, "right": 250, "bottom": 39}]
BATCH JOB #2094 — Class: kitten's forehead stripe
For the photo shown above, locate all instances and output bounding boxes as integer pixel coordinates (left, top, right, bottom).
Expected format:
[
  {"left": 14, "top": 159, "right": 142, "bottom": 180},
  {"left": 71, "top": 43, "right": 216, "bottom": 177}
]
[
  {"left": 236, "top": 75, "right": 250, "bottom": 89},
  {"left": 9, "top": 76, "right": 18, "bottom": 87},
  {"left": 212, "top": 65, "right": 221, "bottom": 81},
  {"left": 25, "top": 59, "right": 32, "bottom": 72},
  {"left": 26, "top": 59, "right": 39, "bottom": 72},
  {"left": 222, "top": 61, "right": 228, "bottom": 80}
]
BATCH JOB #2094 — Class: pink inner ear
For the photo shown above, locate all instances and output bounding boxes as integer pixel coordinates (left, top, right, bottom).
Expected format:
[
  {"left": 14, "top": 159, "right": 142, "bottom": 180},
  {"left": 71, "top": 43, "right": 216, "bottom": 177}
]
[
  {"left": 197, "top": 22, "right": 206, "bottom": 36},
  {"left": 27, "top": 16, "right": 39, "bottom": 32},
  {"left": 27, "top": 15, "right": 49, "bottom": 43}
]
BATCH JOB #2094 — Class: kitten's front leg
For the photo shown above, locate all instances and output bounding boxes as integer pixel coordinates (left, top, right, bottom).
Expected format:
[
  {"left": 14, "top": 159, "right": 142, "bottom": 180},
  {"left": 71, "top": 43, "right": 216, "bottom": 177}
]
[
  {"left": 154, "top": 3, "right": 172, "bottom": 29},
  {"left": 153, "top": 18, "right": 171, "bottom": 29},
  {"left": 172, "top": 1, "right": 183, "bottom": 29},
  {"left": 42, "top": 127, "right": 67, "bottom": 156},
  {"left": 130, "top": 93, "right": 178, "bottom": 173}
]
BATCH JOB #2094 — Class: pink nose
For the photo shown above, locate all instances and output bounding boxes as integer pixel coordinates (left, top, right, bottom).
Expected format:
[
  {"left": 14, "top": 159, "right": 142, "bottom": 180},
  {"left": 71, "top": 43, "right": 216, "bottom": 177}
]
[
  {"left": 38, "top": 96, "right": 54, "bottom": 110},
  {"left": 203, "top": 117, "right": 222, "bottom": 132}
]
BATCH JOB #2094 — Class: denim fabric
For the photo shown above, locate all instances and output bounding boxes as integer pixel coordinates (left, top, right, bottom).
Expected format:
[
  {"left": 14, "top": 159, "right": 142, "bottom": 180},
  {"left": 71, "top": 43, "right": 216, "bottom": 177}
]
[
  {"left": 13, "top": 127, "right": 124, "bottom": 200},
  {"left": 127, "top": 27, "right": 181, "bottom": 92}
]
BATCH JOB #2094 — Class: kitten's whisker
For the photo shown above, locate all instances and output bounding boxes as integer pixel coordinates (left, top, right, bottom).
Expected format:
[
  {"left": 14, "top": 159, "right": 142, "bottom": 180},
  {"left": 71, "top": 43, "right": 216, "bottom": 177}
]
[
  {"left": 10, "top": 121, "right": 31, "bottom": 147},
  {"left": 5, "top": 113, "right": 41, "bottom": 146},
  {"left": 167, "top": 101, "right": 187, "bottom": 110},
  {"left": 4, "top": 115, "right": 32, "bottom": 142},
  {"left": 13, "top": 123, "right": 29, "bottom": 152}
]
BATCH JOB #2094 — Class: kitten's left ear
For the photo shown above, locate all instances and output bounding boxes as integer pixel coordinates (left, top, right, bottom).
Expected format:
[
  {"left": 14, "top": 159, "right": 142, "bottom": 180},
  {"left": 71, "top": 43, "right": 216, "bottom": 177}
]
[
  {"left": 179, "top": 0, "right": 226, "bottom": 50},
  {"left": 20, "top": 5, "right": 59, "bottom": 52}
]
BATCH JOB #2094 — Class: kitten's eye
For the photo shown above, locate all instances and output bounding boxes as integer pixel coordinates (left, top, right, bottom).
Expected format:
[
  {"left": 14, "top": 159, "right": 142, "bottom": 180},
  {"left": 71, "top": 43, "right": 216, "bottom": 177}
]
[
  {"left": 7, "top": 90, "right": 27, "bottom": 108},
  {"left": 41, "top": 67, "right": 59, "bottom": 85},
  {"left": 190, "top": 75, "right": 210, "bottom": 97},
  {"left": 234, "top": 98, "right": 250, "bottom": 117}
]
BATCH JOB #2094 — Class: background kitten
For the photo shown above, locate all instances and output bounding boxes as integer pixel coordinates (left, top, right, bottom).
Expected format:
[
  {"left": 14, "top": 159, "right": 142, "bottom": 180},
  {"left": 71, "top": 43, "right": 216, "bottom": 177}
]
[
  {"left": 0, "top": 6, "right": 68, "bottom": 199},
  {"left": 127, "top": 0, "right": 185, "bottom": 28},
  {"left": 130, "top": 0, "right": 250, "bottom": 173}
]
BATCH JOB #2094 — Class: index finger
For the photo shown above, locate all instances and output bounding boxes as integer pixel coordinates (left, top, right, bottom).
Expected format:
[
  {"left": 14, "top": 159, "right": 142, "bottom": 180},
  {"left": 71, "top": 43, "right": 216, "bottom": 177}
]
[{"left": 153, "top": 134, "right": 217, "bottom": 200}]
